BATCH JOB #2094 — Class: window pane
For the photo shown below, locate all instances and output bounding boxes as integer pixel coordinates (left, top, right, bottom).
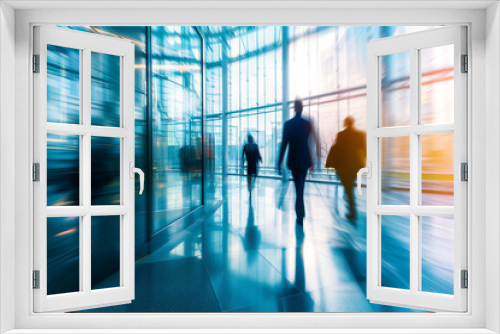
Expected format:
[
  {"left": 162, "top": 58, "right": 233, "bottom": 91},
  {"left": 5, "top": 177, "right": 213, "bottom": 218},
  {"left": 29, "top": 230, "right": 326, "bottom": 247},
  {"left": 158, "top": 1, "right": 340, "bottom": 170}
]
[
  {"left": 381, "top": 215, "right": 410, "bottom": 290},
  {"left": 47, "top": 217, "right": 80, "bottom": 295},
  {"left": 420, "top": 45, "right": 454, "bottom": 125},
  {"left": 47, "top": 133, "right": 80, "bottom": 206},
  {"left": 380, "top": 52, "right": 410, "bottom": 127},
  {"left": 91, "top": 137, "right": 121, "bottom": 205},
  {"left": 91, "top": 216, "right": 121, "bottom": 289},
  {"left": 381, "top": 137, "right": 410, "bottom": 205},
  {"left": 47, "top": 45, "right": 80, "bottom": 124},
  {"left": 421, "top": 133, "right": 454, "bottom": 206},
  {"left": 421, "top": 216, "right": 454, "bottom": 295},
  {"left": 91, "top": 52, "right": 121, "bottom": 127}
]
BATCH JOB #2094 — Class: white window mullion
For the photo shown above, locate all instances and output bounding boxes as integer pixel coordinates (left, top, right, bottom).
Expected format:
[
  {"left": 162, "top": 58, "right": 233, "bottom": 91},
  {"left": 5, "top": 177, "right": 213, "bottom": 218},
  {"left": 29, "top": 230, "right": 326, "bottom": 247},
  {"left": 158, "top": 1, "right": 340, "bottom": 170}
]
[
  {"left": 409, "top": 47, "right": 420, "bottom": 295},
  {"left": 78, "top": 48, "right": 85, "bottom": 294},
  {"left": 90, "top": 205, "right": 129, "bottom": 215},
  {"left": 47, "top": 123, "right": 88, "bottom": 135},
  {"left": 413, "top": 206, "right": 455, "bottom": 216},
  {"left": 82, "top": 47, "right": 92, "bottom": 295},
  {"left": 90, "top": 127, "right": 129, "bottom": 138},
  {"left": 372, "top": 126, "right": 411, "bottom": 138},
  {"left": 413, "top": 123, "right": 454, "bottom": 135},
  {"left": 372, "top": 205, "right": 455, "bottom": 216},
  {"left": 372, "top": 205, "right": 411, "bottom": 215}
]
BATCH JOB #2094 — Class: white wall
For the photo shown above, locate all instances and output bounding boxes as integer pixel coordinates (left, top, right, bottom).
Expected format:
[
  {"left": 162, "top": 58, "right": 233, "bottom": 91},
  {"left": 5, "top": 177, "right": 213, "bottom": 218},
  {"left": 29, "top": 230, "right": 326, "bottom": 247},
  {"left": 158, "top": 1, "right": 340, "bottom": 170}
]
[
  {"left": 7, "top": 5, "right": 490, "bottom": 332},
  {"left": 486, "top": 2, "right": 500, "bottom": 333},
  {"left": 0, "top": 2, "right": 16, "bottom": 334}
]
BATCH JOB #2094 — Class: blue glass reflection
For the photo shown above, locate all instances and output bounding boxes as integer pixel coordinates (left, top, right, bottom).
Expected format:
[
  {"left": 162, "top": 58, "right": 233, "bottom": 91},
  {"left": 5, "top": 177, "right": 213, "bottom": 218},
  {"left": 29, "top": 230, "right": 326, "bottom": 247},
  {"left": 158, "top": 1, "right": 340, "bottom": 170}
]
[
  {"left": 47, "top": 44, "right": 80, "bottom": 124},
  {"left": 47, "top": 133, "right": 79, "bottom": 206},
  {"left": 91, "top": 52, "right": 121, "bottom": 127},
  {"left": 381, "top": 215, "right": 410, "bottom": 290},
  {"left": 91, "top": 137, "right": 120, "bottom": 205},
  {"left": 422, "top": 216, "right": 454, "bottom": 295},
  {"left": 47, "top": 217, "right": 79, "bottom": 295},
  {"left": 91, "top": 216, "right": 120, "bottom": 290}
]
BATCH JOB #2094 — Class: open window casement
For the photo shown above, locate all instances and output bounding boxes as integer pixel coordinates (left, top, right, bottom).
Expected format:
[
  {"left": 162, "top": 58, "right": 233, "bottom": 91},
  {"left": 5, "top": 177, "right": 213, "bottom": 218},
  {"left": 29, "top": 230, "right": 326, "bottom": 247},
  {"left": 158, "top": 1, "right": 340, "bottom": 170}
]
[
  {"left": 365, "top": 26, "right": 467, "bottom": 312},
  {"left": 33, "top": 26, "right": 139, "bottom": 312}
]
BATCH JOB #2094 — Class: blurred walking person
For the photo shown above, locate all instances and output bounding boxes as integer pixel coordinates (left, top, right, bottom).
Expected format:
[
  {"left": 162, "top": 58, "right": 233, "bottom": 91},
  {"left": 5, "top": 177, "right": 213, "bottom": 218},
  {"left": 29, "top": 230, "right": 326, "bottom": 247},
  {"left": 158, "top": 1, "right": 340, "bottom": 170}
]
[
  {"left": 326, "top": 116, "right": 366, "bottom": 220},
  {"left": 242, "top": 134, "right": 262, "bottom": 197},
  {"left": 278, "top": 100, "right": 321, "bottom": 225}
]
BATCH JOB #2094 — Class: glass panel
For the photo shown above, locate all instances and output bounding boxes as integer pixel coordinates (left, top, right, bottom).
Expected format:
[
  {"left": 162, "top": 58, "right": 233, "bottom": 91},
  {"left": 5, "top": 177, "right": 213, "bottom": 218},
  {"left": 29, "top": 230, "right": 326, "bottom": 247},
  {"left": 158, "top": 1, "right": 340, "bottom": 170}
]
[
  {"left": 421, "top": 216, "right": 454, "bottom": 294},
  {"left": 91, "top": 52, "right": 121, "bottom": 127},
  {"left": 381, "top": 215, "right": 410, "bottom": 290},
  {"left": 420, "top": 45, "right": 454, "bottom": 125},
  {"left": 151, "top": 26, "right": 203, "bottom": 232},
  {"left": 47, "top": 45, "right": 80, "bottom": 124},
  {"left": 47, "top": 134, "right": 80, "bottom": 206},
  {"left": 381, "top": 137, "right": 410, "bottom": 205},
  {"left": 421, "top": 133, "right": 454, "bottom": 206},
  {"left": 47, "top": 216, "right": 80, "bottom": 295},
  {"left": 91, "top": 137, "right": 121, "bottom": 205},
  {"left": 91, "top": 216, "right": 120, "bottom": 289},
  {"left": 380, "top": 52, "right": 410, "bottom": 127}
]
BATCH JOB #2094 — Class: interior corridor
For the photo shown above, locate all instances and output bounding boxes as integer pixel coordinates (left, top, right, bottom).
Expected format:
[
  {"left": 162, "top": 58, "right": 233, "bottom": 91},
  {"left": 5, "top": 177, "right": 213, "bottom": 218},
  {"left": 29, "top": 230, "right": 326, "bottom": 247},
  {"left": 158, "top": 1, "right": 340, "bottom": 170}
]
[
  {"left": 42, "top": 25, "right": 454, "bottom": 314},
  {"left": 84, "top": 176, "right": 419, "bottom": 312}
]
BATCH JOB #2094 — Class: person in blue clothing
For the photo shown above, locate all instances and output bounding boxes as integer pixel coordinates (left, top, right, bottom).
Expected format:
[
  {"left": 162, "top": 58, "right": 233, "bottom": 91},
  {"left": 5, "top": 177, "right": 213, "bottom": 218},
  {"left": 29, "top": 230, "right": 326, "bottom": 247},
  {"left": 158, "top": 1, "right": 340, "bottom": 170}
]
[
  {"left": 278, "top": 99, "right": 321, "bottom": 225},
  {"left": 242, "top": 134, "right": 262, "bottom": 197}
]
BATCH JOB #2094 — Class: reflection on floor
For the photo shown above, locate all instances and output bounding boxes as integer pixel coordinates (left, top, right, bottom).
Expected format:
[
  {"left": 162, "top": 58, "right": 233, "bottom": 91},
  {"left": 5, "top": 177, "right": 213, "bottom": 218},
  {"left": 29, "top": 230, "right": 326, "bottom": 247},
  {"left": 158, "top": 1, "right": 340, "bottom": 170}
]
[{"left": 86, "top": 175, "right": 422, "bottom": 312}]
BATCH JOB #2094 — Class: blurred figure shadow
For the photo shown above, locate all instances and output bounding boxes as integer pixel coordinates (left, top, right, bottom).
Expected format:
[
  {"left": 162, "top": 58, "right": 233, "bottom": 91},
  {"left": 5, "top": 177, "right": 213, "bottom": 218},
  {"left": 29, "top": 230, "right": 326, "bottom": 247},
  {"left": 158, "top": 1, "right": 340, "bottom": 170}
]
[
  {"left": 244, "top": 204, "right": 261, "bottom": 252},
  {"left": 289, "top": 223, "right": 314, "bottom": 311},
  {"left": 276, "top": 179, "right": 290, "bottom": 211}
]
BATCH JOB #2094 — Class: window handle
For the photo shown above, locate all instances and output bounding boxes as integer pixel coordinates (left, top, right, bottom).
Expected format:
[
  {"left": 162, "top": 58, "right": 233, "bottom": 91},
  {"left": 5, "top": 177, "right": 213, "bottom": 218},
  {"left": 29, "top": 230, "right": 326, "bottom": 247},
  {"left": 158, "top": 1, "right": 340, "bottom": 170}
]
[
  {"left": 129, "top": 162, "right": 145, "bottom": 195},
  {"left": 357, "top": 162, "right": 371, "bottom": 195}
]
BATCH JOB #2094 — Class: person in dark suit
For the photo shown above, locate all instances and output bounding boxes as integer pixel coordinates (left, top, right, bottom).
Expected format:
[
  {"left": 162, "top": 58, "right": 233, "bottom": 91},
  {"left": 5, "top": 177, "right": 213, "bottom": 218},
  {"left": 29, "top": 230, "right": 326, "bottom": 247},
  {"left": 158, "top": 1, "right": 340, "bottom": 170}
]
[
  {"left": 278, "top": 100, "right": 321, "bottom": 225},
  {"left": 326, "top": 116, "right": 366, "bottom": 220},
  {"left": 242, "top": 134, "right": 262, "bottom": 197}
]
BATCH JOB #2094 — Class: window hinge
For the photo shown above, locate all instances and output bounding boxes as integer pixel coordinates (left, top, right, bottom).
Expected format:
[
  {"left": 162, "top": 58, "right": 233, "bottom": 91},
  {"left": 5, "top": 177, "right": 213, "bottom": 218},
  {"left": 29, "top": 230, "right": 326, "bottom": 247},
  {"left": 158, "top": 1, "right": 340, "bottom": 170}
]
[
  {"left": 33, "top": 163, "right": 40, "bottom": 182},
  {"left": 33, "top": 54, "right": 40, "bottom": 73},
  {"left": 461, "top": 162, "right": 468, "bottom": 181},
  {"left": 461, "top": 270, "right": 468, "bottom": 289},
  {"left": 461, "top": 54, "right": 468, "bottom": 73},
  {"left": 33, "top": 270, "right": 40, "bottom": 289}
]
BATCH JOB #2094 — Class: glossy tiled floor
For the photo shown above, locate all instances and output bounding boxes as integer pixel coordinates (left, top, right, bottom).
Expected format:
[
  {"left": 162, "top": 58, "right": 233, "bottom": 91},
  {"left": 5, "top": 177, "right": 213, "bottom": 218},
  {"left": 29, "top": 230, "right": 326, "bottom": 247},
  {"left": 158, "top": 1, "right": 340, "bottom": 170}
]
[{"left": 87, "top": 176, "right": 421, "bottom": 313}]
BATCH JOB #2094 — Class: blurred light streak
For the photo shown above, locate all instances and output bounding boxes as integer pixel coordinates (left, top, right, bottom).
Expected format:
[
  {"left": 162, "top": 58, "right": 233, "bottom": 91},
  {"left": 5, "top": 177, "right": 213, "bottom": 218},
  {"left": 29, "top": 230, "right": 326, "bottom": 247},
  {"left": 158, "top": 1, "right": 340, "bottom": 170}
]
[{"left": 55, "top": 227, "right": 78, "bottom": 237}]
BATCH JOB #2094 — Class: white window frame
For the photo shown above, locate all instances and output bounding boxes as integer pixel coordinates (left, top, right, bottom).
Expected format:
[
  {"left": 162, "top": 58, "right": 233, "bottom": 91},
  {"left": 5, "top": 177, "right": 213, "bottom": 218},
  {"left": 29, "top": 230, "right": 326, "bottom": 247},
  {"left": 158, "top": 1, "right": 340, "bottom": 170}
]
[
  {"left": 2, "top": 3, "right": 496, "bottom": 333},
  {"left": 366, "top": 26, "right": 467, "bottom": 312},
  {"left": 33, "top": 26, "right": 136, "bottom": 313}
]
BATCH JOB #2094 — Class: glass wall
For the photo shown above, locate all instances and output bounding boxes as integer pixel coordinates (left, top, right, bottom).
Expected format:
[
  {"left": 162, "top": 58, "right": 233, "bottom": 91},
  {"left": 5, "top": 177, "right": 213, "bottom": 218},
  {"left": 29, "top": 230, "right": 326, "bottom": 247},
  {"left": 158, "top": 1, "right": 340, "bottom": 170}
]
[
  {"left": 151, "top": 26, "right": 203, "bottom": 232},
  {"left": 65, "top": 26, "right": 205, "bottom": 254},
  {"left": 204, "top": 27, "right": 224, "bottom": 204},
  {"left": 203, "top": 26, "right": 445, "bottom": 184},
  {"left": 202, "top": 27, "right": 283, "bottom": 177}
]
